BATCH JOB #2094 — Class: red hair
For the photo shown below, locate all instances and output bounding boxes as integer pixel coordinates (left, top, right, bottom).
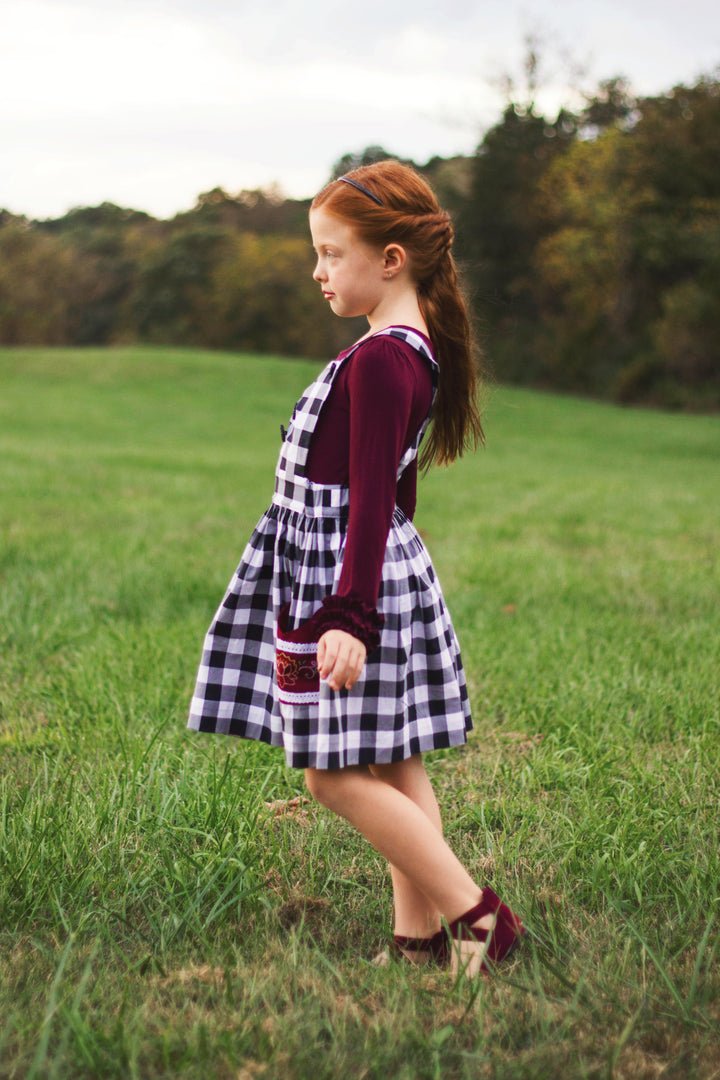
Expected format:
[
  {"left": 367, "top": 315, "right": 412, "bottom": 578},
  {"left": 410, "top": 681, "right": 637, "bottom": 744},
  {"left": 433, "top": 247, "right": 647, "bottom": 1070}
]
[{"left": 311, "top": 160, "right": 484, "bottom": 468}]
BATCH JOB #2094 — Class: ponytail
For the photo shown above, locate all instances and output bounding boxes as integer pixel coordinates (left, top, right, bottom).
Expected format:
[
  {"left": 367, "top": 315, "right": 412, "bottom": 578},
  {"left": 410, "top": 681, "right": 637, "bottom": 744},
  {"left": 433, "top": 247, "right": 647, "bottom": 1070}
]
[
  {"left": 311, "top": 160, "right": 485, "bottom": 469},
  {"left": 417, "top": 251, "right": 484, "bottom": 470}
]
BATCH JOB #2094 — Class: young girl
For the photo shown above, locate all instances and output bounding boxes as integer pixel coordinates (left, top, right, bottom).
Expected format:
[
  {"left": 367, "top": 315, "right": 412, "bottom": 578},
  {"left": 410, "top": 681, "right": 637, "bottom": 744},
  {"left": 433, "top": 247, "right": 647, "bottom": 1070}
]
[{"left": 189, "top": 160, "right": 525, "bottom": 976}]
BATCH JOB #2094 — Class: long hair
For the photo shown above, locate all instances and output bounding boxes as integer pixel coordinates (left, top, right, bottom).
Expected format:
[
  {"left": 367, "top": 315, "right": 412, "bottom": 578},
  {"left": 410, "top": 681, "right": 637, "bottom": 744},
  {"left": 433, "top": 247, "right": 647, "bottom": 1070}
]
[{"left": 311, "top": 160, "right": 484, "bottom": 469}]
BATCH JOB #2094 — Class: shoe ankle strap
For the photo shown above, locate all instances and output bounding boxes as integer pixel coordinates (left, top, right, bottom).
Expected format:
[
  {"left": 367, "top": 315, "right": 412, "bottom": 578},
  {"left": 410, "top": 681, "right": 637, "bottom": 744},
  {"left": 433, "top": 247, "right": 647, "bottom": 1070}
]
[{"left": 448, "top": 887, "right": 501, "bottom": 934}]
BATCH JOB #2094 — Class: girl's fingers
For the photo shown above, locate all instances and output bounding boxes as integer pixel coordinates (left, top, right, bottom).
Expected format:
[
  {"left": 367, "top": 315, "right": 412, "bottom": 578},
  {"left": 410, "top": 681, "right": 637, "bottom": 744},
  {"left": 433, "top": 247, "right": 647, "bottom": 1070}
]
[
  {"left": 318, "top": 636, "right": 339, "bottom": 679},
  {"left": 316, "top": 634, "right": 328, "bottom": 671},
  {"left": 334, "top": 648, "right": 357, "bottom": 690},
  {"left": 317, "top": 631, "right": 366, "bottom": 691},
  {"left": 327, "top": 642, "right": 351, "bottom": 689}
]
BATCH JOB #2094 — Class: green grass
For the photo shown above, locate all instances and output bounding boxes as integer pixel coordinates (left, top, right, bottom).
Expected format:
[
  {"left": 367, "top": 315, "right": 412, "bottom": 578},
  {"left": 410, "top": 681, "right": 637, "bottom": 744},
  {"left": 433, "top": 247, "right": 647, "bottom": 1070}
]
[{"left": 1, "top": 345, "right": 719, "bottom": 1079}]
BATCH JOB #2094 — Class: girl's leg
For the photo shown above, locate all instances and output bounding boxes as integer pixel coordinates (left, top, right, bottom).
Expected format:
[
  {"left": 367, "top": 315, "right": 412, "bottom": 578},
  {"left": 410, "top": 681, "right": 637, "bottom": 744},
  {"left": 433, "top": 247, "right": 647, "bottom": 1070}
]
[
  {"left": 368, "top": 756, "right": 443, "bottom": 939},
  {"left": 304, "top": 763, "right": 496, "bottom": 966}
]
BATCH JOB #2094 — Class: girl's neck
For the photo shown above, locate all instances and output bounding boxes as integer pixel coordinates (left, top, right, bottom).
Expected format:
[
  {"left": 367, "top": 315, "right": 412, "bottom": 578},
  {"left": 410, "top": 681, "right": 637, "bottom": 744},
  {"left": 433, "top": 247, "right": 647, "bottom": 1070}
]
[{"left": 359, "top": 291, "right": 428, "bottom": 343}]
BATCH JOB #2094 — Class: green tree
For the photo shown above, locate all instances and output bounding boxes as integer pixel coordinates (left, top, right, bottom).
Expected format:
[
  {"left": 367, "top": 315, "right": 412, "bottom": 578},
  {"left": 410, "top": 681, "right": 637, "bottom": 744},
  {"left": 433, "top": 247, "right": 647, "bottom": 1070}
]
[
  {"left": 530, "top": 75, "right": 720, "bottom": 405},
  {"left": 132, "top": 227, "right": 230, "bottom": 345},
  {"left": 463, "top": 103, "right": 577, "bottom": 381},
  {"left": 531, "top": 127, "right": 641, "bottom": 391},
  {"left": 0, "top": 223, "right": 105, "bottom": 345},
  {"left": 329, "top": 146, "right": 405, "bottom": 181},
  {"left": 36, "top": 203, "right": 154, "bottom": 344},
  {"left": 177, "top": 187, "right": 310, "bottom": 238},
  {"left": 205, "top": 233, "right": 356, "bottom": 357}
]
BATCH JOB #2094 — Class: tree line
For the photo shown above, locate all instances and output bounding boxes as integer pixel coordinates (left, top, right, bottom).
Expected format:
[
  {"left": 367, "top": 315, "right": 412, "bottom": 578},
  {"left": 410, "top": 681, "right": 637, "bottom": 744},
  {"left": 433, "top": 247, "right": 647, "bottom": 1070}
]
[{"left": 1, "top": 72, "right": 718, "bottom": 408}]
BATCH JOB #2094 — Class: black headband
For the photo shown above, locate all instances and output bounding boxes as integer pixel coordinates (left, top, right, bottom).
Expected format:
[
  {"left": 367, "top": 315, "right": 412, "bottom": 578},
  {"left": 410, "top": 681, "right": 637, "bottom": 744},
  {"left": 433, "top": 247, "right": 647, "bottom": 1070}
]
[{"left": 338, "top": 175, "right": 384, "bottom": 206}]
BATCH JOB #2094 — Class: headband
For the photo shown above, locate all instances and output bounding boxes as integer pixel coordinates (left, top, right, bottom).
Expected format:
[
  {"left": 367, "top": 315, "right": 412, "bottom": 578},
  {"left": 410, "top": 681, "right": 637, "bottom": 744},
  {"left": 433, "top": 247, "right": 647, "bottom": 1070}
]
[{"left": 338, "top": 175, "right": 384, "bottom": 206}]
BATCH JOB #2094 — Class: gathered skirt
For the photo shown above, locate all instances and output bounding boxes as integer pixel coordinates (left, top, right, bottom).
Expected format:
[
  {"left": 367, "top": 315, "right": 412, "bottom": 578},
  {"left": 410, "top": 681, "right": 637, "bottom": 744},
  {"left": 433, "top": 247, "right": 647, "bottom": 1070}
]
[{"left": 188, "top": 486, "right": 472, "bottom": 769}]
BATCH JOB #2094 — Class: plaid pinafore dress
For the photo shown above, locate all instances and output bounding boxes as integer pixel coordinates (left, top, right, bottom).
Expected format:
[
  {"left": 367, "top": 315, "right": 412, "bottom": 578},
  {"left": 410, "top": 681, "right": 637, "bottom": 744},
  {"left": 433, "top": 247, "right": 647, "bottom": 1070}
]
[{"left": 188, "top": 327, "right": 472, "bottom": 769}]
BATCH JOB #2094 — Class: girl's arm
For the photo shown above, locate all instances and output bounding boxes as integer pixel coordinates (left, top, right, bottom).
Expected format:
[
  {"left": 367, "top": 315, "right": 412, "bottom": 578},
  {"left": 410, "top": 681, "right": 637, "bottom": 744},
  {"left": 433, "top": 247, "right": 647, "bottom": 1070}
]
[{"left": 312, "top": 339, "right": 432, "bottom": 688}]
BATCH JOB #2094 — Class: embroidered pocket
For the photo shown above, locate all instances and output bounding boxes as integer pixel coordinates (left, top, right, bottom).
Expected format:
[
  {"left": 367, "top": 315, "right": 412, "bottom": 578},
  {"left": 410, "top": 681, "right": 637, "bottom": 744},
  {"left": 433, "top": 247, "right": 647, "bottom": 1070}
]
[{"left": 276, "top": 604, "right": 321, "bottom": 706}]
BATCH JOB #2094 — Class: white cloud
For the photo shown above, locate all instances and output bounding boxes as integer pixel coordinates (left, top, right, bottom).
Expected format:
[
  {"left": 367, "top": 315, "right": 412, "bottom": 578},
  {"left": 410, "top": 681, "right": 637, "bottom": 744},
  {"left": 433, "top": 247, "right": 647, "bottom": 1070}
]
[{"left": 0, "top": 0, "right": 717, "bottom": 219}]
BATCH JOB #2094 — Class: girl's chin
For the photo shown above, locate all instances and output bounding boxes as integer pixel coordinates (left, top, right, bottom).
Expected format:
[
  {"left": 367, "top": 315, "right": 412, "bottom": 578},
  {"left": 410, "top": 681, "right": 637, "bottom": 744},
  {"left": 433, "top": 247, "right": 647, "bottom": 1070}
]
[{"left": 330, "top": 301, "right": 368, "bottom": 319}]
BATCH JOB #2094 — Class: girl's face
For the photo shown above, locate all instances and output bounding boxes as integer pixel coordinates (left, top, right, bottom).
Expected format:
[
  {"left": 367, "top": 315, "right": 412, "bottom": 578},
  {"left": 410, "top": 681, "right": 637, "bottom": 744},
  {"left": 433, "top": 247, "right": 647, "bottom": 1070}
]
[{"left": 309, "top": 208, "right": 386, "bottom": 320}]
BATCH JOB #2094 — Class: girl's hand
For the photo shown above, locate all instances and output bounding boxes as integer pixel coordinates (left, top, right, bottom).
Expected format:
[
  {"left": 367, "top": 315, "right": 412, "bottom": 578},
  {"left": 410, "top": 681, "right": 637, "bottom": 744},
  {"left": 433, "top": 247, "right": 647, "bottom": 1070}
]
[{"left": 317, "top": 630, "right": 367, "bottom": 691}]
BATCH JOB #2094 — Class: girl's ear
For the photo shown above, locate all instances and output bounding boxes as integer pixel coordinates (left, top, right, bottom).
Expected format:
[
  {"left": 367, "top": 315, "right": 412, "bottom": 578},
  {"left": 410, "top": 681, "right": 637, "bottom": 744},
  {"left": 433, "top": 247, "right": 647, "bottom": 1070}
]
[{"left": 383, "top": 243, "right": 407, "bottom": 274}]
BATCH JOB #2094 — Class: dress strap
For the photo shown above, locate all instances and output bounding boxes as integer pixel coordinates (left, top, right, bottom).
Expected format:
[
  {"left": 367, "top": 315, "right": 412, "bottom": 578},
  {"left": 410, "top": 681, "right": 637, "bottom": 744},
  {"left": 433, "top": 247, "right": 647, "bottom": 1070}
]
[
  {"left": 273, "top": 326, "right": 438, "bottom": 503},
  {"left": 354, "top": 326, "right": 437, "bottom": 378}
]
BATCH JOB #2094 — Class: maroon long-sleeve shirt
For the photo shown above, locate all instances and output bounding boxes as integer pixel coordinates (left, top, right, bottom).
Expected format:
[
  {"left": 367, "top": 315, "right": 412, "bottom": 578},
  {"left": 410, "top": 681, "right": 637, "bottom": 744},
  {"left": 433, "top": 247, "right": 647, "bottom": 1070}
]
[{"left": 304, "top": 331, "right": 434, "bottom": 644}]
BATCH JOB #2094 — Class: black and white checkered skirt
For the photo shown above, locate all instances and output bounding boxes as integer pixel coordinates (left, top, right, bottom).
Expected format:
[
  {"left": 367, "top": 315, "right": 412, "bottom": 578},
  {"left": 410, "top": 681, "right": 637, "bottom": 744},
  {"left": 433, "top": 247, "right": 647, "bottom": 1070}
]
[
  {"left": 189, "top": 327, "right": 472, "bottom": 769},
  {"left": 188, "top": 483, "right": 472, "bottom": 769}
]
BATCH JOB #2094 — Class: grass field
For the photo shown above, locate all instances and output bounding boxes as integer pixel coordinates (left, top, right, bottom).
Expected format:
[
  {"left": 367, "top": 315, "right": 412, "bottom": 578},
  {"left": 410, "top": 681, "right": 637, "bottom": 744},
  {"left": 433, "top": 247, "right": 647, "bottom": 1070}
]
[{"left": 1, "top": 345, "right": 719, "bottom": 1079}]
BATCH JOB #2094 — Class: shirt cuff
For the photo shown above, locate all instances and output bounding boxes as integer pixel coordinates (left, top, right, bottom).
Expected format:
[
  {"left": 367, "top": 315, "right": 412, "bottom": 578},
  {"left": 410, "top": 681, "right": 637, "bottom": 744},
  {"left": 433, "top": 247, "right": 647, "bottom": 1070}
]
[{"left": 314, "top": 593, "right": 385, "bottom": 653}]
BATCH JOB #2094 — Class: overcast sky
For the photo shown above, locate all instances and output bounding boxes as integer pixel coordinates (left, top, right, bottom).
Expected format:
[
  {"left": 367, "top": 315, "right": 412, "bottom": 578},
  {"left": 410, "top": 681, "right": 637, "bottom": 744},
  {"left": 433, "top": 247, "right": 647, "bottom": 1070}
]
[{"left": 2, "top": 0, "right": 718, "bottom": 220}]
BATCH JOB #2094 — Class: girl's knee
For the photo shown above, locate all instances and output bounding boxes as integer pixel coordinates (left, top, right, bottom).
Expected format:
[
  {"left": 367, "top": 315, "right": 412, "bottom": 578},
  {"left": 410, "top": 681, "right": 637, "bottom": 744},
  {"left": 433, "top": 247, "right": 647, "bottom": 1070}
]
[
  {"left": 304, "top": 766, "right": 360, "bottom": 812},
  {"left": 304, "top": 767, "right": 323, "bottom": 804},
  {"left": 370, "top": 754, "right": 426, "bottom": 791},
  {"left": 304, "top": 767, "right": 341, "bottom": 809}
]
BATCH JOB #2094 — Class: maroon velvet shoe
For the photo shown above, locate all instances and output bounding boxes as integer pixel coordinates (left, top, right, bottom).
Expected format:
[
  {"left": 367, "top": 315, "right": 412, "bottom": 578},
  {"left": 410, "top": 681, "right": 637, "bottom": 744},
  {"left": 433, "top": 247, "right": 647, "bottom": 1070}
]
[
  {"left": 447, "top": 887, "right": 526, "bottom": 976},
  {"left": 477, "top": 885, "right": 527, "bottom": 964},
  {"left": 391, "top": 930, "right": 449, "bottom": 966},
  {"left": 374, "top": 930, "right": 449, "bottom": 967}
]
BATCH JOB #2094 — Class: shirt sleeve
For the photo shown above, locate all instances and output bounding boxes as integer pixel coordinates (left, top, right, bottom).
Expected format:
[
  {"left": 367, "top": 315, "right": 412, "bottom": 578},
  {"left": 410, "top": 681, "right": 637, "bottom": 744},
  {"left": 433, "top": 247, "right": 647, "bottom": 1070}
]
[{"left": 342, "top": 338, "right": 419, "bottom": 601}]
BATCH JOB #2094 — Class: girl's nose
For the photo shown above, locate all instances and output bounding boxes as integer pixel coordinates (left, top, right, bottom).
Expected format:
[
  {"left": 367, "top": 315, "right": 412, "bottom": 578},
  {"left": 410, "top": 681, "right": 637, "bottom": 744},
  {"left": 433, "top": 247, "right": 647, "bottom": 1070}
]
[{"left": 313, "top": 259, "right": 325, "bottom": 282}]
